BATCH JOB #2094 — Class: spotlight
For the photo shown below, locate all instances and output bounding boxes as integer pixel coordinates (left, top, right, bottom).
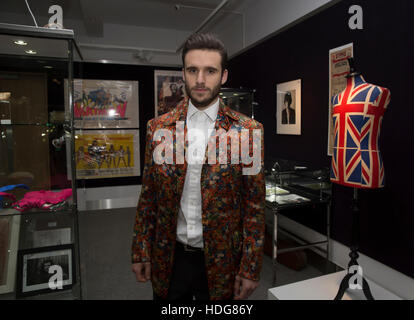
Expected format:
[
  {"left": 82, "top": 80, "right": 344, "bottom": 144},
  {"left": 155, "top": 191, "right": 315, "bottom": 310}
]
[{"left": 14, "top": 40, "right": 27, "bottom": 46}]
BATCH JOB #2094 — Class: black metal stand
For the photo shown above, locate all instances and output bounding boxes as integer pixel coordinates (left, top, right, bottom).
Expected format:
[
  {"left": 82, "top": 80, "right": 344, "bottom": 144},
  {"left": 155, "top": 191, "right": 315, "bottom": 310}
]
[{"left": 334, "top": 188, "right": 374, "bottom": 300}]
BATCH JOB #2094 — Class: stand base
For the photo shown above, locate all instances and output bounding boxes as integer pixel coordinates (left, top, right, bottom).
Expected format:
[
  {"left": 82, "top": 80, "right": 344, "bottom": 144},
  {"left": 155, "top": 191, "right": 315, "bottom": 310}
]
[{"left": 334, "top": 268, "right": 375, "bottom": 300}]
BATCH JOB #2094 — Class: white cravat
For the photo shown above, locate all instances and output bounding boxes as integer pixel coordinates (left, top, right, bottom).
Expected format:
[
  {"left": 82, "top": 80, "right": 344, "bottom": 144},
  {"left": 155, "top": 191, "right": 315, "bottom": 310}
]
[{"left": 176, "top": 99, "right": 219, "bottom": 248}]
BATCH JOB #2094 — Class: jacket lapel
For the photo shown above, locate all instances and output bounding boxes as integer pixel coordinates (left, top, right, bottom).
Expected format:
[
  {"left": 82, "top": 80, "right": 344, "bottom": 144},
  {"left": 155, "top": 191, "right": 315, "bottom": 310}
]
[
  {"left": 167, "top": 98, "right": 240, "bottom": 199},
  {"left": 165, "top": 99, "right": 188, "bottom": 199}
]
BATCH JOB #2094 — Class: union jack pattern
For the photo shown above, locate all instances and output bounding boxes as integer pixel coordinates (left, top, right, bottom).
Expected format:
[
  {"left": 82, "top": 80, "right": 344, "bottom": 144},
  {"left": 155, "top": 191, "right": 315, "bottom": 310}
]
[{"left": 330, "top": 75, "right": 391, "bottom": 189}]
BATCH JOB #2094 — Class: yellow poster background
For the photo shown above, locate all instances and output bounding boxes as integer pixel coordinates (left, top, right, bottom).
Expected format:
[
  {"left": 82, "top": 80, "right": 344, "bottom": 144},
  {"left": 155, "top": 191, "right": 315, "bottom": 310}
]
[{"left": 75, "top": 133, "right": 136, "bottom": 179}]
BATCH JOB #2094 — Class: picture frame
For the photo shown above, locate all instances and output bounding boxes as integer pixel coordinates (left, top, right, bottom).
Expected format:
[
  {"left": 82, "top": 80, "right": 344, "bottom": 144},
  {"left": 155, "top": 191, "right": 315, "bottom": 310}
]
[
  {"left": 64, "top": 79, "right": 139, "bottom": 129},
  {"left": 327, "top": 43, "right": 353, "bottom": 155},
  {"left": 16, "top": 244, "right": 75, "bottom": 298},
  {"left": 32, "top": 215, "right": 73, "bottom": 248},
  {"left": 66, "top": 129, "right": 141, "bottom": 180},
  {"left": 154, "top": 70, "right": 186, "bottom": 117},
  {"left": 276, "top": 79, "right": 301, "bottom": 135}
]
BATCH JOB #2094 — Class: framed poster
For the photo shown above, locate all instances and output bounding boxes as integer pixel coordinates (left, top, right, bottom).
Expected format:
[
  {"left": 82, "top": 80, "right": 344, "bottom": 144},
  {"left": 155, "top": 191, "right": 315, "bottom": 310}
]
[
  {"left": 154, "top": 70, "right": 186, "bottom": 117},
  {"left": 67, "top": 129, "right": 140, "bottom": 180},
  {"left": 276, "top": 79, "right": 301, "bottom": 135},
  {"left": 327, "top": 43, "right": 353, "bottom": 155},
  {"left": 16, "top": 244, "right": 75, "bottom": 298},
  {"left": 65, "top": 79, "right": 139, "bottom": 129},
  {"left": 0, "top": 215, "right": 21, "bottom": 294},
  {"left": 33, "top": 228, "right": 71, "bottom": 248}
]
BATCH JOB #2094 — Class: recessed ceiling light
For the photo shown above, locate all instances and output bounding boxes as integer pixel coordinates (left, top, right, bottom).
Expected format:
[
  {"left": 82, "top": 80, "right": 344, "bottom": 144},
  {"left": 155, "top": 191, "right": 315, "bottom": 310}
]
[
  {"left": 25, "top": 50, "right": 37, "bottom": 55},
  {"left": 44, "top": 66, "right": 53, "bottom": 69},
  {"left": 14, "top": 40, "right": 27, "bottom": 46}
]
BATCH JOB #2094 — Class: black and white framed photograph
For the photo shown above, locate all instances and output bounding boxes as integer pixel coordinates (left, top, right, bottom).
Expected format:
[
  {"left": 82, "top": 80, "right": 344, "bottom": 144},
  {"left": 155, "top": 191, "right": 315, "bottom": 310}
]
[
  {"left": 16, "top": 244, "right": 75, "bottom": 298},
  {"left": 276, "top": 79, "right": 302, "bottom": 135}
]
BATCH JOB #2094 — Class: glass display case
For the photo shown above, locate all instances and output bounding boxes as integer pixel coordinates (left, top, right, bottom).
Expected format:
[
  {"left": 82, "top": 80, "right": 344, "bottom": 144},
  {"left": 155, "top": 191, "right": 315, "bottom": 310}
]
[
  {"left": 264, "top": 158, "right": 332, "bottom": 285},
  {"left": 265, "top": 158, "right": 332, "bottom": 205},
  {"left": 219, "top": 88, "right": 257, "bottom": 118},
  {"left": 0, "top": 23, "right": 82, "bottom": 299}
]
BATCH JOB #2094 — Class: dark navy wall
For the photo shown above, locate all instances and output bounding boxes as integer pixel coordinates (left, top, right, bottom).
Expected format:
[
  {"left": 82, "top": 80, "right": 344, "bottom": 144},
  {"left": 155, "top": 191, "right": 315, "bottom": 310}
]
[{"left": 227, "top": 0, "right": 414, "bottom": 278}]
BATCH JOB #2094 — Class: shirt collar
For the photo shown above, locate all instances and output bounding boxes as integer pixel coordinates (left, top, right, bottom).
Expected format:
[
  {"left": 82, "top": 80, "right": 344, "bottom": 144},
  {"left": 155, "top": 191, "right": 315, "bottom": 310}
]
[{"left": 188, "top": 98, "right": 219, "bottom": 122}]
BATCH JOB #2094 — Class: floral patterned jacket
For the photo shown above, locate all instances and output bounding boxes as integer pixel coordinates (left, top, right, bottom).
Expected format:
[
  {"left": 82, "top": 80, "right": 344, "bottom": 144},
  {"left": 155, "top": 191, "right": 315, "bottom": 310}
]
[{"left": 132, "top": 98, "right": 265, "bottom": 300}]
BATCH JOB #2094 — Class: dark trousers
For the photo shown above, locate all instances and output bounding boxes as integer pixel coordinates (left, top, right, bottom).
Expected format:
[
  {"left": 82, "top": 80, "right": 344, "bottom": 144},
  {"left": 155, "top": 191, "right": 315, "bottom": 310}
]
[{"left": 153, "top": 242, "right": 210, "bottom": 301}]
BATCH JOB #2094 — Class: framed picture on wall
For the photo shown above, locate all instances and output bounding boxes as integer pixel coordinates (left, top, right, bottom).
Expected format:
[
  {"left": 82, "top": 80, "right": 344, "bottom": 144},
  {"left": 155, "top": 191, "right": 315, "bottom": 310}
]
[
  {"left": 16, "top": 244, "right": 75, "bottom": 298},
  {"left": 66, "top": 129, "right": 141, "bottom": 180},
  {"left": 64, "top": 79, "right": 139, "bottom": 129},
  {"left": 276, "top": 79, "right": 301, "bottom": 135},
  {"left": 327, "top": 43, "right": 353, "bottom": 155},
  {"left": 154, "top": 70, "right": 186, "bottom": 117}
]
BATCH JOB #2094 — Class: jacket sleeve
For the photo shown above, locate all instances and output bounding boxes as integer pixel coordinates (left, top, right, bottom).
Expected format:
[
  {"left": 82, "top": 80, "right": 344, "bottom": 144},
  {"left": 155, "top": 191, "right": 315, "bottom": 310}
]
[
  {"left": 131, "top": 120, "right": 157, "bottom": 263},
  {"left": 238, "top": 123, "right": 266, "bottom": 281}
]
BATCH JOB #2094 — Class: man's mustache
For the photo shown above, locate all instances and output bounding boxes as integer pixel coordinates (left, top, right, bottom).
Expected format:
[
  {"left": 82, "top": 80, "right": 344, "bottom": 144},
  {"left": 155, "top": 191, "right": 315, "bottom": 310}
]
[{"left": 192, "top": 86, "right": 210, "bottom": 90}]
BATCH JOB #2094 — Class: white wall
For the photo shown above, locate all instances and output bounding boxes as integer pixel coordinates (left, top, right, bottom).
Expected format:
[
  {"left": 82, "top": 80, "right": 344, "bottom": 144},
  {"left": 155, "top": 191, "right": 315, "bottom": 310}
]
[
  {"left": 231, "top": 0, "right": 335, "bottom": 56},
  {"left": 77, "top": 185, "right": 141, "bottom": 211},
  {"left": 278, "top": 214, "right": 414, "bottom": 300},
  {"left": 76, "top": 23, "right": 189, "bottom": 66}
]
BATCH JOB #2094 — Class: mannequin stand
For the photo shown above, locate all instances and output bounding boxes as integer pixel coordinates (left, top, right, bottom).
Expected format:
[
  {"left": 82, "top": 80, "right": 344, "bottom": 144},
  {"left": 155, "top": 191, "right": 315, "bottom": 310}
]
[{"left": 334, "top": 188, "right": 374, "bottom": 300}]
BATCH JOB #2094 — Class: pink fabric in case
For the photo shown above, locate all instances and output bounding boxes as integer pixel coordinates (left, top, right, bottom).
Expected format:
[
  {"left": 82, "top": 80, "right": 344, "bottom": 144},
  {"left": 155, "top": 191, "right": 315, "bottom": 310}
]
[
  {"left": 13, "top": 189, "right": 72, "bottom": 212},
  {"left": 0, "top": 192, "right": 16, "bottom": 201}
]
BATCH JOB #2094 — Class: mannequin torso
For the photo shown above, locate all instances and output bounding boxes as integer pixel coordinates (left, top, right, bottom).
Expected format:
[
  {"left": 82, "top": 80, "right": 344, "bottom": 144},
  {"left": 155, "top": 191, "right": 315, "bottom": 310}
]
[{"left": 330, "top": 74, "right": 391, "bottom": 189}]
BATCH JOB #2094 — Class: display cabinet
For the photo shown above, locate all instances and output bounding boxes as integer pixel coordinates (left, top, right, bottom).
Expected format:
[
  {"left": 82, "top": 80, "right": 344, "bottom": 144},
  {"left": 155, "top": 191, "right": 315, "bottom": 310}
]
[
  {"left": 0, "top": 23, "right": 82, "bottom": 299},
  {"left": 220, "top": 88, "right": 257, "bottom": 119},
  {"left": 265, "top": 158, "right": 332, "bottom": 286}
]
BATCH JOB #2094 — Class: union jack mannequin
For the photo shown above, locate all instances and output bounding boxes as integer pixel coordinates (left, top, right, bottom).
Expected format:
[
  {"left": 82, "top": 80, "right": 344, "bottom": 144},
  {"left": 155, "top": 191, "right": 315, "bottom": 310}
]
[
  {"left": 330, "top": 58, "right": 391, "bottom": 300},
  {"left": 330, "top": 73, "right": 391, "bottom": 188}
]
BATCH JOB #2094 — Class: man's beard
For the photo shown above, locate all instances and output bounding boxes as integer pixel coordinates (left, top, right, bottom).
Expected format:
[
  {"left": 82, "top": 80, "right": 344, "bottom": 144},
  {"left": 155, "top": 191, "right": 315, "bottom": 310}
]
[{"left": 185, "top": 82, "right": 221, "bottom": 109}]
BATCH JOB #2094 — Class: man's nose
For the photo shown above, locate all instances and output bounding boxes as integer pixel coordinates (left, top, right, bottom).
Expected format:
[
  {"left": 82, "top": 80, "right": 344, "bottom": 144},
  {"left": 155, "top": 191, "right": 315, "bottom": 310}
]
[{"left": 196, "top": 71, "right": 206, "bottom": 84}]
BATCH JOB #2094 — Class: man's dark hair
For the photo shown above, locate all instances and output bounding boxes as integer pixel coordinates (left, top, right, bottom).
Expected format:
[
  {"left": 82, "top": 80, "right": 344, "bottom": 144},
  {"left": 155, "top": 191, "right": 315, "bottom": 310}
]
[
  {"left": 182, "top": 33, "right": 228, "bottom": 71},
  {"left": 284, "top": 92, "right": 292, "bottom": 107}
]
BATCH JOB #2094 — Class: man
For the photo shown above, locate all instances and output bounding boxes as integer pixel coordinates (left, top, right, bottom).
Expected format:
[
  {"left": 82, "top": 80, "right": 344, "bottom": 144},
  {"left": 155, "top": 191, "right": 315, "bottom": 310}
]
[
  {"left": 131, "top": 33, "right": 265, "bottom": 301},
  {"left": 281, "top": 92, "right": 296, "bottom": 125}
]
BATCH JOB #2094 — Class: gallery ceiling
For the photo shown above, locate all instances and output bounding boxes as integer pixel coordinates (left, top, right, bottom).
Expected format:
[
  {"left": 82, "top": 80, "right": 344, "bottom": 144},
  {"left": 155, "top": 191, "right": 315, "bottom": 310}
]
[{"left": 0, "top": 0, "right": 246, "bottom": 34}]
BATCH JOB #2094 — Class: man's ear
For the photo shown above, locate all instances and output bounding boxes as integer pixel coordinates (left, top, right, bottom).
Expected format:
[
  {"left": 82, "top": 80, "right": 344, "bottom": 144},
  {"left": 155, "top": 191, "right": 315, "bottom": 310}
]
[
  {"left": 221, "top": 69, "right": 228, "bottom": 85},
  {"left": 182, "top": 68, "right": 186, "bottom": 82}
]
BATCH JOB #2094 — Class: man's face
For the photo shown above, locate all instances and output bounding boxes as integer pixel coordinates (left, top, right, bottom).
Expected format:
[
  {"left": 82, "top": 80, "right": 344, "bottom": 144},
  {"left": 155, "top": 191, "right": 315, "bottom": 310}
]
[{"left": 183, "top": 49, "right": 228, "bottom": 109}]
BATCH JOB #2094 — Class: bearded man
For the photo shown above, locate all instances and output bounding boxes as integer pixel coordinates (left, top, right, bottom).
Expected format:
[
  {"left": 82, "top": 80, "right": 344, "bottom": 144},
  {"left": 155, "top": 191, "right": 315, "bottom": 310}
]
[{"left": 131, "top": 33, "right": 265, "bottom": 301}]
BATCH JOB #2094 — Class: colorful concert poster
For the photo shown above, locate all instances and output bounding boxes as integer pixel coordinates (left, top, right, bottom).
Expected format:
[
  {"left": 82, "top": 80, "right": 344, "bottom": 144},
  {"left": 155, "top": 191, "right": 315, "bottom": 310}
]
[
  {"left": 65, "top": 79, "right": 139, "bottom": 129},
  {"left": 71, "top": 130, "right": 140, "bottom": 179}
]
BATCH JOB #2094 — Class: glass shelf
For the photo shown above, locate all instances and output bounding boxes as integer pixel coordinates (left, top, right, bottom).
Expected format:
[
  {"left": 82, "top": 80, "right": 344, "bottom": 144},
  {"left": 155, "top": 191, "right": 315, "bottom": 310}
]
[
  {"left": 265, "top": 158, "right": 332, "bottom": 207},
  {"left": 0, "top": 23, "right": 82, "bottom": 300}
]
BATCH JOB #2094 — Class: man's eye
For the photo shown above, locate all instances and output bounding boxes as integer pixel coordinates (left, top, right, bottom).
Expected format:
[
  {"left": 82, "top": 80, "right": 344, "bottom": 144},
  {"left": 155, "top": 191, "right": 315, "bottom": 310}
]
[
  {"left": 188, "top": 69, "right": 196, "bottom": 73},
  {"left": 208, "top": 69, "right": 216, "bottom": 74}
]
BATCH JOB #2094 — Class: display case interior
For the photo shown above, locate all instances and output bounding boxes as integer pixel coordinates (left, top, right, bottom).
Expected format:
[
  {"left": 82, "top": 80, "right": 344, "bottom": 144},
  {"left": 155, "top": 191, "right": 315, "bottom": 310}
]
[
  {"left": 220, "top": 87, "right": 256, "bottom": 118},
  {"left": 0, "top": 23, "right": 82, "bottom": 300},
  {"left": 265, "top": 158, "right": 332, "bottom": 205}
]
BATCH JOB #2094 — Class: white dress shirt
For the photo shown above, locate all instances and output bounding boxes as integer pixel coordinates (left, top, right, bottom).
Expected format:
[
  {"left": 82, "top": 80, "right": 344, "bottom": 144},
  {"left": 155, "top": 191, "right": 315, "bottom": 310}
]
[{"left": 176, "top": 98, "right": 219, "bottom": 248}]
